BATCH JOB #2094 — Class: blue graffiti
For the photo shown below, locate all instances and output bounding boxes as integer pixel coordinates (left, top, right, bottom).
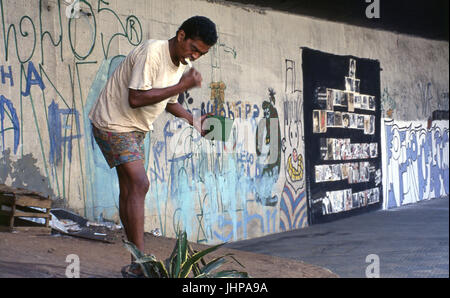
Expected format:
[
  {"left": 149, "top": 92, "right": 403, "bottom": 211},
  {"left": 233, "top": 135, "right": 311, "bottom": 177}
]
[
  {"left": 48, "top": 99, "right": 82, "bottom": 166},
  {"left": 0, "top": 95, "right": 20, "bottom": 154},
  {"left": 21, "top": 61, "right": 45, "bottom": 97},
  {"left": 1, "top": 65, "right": 14, "bottom": 86},
  {"left": 385, "top": 121, "right": 449, "bottom": 208}
]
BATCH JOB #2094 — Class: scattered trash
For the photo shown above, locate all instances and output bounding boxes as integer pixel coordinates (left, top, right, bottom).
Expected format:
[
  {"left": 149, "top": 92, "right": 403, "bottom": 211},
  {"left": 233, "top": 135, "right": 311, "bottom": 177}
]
[
  {"left": 49, "top": 208, "right": 120, "bottom": 243},
  {"left": 150, "top": 228, "right": 161, "bottom": 237}
]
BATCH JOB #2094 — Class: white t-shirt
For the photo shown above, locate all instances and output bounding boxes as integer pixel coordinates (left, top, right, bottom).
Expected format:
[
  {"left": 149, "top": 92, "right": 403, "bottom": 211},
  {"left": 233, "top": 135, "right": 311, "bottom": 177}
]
[{"left": 89, "top": 39, "right": 186, "bottom": 132}]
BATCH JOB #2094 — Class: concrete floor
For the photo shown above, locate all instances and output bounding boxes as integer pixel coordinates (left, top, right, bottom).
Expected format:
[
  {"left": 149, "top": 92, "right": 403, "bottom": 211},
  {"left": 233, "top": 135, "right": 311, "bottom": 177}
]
[{"left": 226, "top": 196, "right": 449, "bottom": 278}]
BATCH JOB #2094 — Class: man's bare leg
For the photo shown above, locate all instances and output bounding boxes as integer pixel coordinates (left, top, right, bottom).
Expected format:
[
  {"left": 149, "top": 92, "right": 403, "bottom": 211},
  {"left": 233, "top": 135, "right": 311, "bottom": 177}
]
[{"left": 116, "top": 160, "right": 149, "bottom": 266}]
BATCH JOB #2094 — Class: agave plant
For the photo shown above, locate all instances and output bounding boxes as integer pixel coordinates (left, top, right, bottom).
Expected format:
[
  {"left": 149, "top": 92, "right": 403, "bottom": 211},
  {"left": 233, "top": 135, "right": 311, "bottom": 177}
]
[{"left": 123, "top": 231, "right": 249, "bottom": 278}]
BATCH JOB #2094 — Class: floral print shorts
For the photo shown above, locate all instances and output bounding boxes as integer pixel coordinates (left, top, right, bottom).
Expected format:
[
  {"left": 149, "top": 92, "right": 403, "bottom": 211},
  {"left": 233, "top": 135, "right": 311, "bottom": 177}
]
[{"left": 92, "top": 124, "right": 148, "bottom": 168}]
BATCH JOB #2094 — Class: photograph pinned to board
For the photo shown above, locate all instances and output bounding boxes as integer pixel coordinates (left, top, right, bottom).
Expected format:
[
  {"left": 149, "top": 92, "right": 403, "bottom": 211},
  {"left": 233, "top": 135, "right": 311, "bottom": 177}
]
[
  {"left": 341, "top": 163, "right": 349, "bottom": 180},
  {"left": 327, "top": 138, "right": 334, "bottom": 160},
  {"left": 350, "top": 113, "right": 357, "bottom": 129},
  {"left": 349, "top": 58, "right": 356, "bottom": 78},
  {"left": 359, "top": 191, "right": 368, "bottom": 207},
  {"left": 354, "top": 94, "right": 362, "bottom": 109},
  {"left": 341, "top": 138, "right": 352, "bottom": 160},
  {"left": 326, "top": 89, "right": 334, "bottom": 110},
  {"left": 344, "top": 188, "right": 353, "bottom": 211},
  {"left": 370, "top": 142, "right": 378, "bottom": 158},
  {"left": 354, "top": 79, "right": 360, "bottom": 93},
  {"left": 333, "top": 89, "right": 342, "bottom": 106},
  {"left": 320, "top": 138, "right": 328, "bottom": 160},
  {"left": 357, "top": 114, "right": 365, "bottom": 130},
  {"left": 362, "top": 143, "right": 370, "bottom": 159},
  {"left": 359, "top": 161, "right": 370, "bottom": 182},
  {"left": 369, "top": 96, "right": 376, "bottom": 111},
  {"left": 342, "top": 113, "right": 351, "bottom": 128},
  {"left": 352, "top": 192, "right": 360, "bottom": 208},
  {"left": 333, "top": 139, "right": 342, "bottom": 161},
  {"left": 315, "top": 165, "right": 323, "bottom": 183},
  {"left": 334, "top": 111, "right": 343, "bottom": 127},
  {"left": 361, "top": 95, "right": 369, "bottom": 110},
  {"left": 369, "top": 115, "right": 375, "bottom": 135},
  {"left": 345, "top": 77, "right": 354, "bottom": 92},
  {"left": 347, "top": 92, "right": 355, "bottom": 112},
  {"left": 327, "top": 111, "right": 335, "bottom": 128},
  {"left": 319, "top": 110, "right": 327, "bottom": 133},
  {"left": 313, "top": 110, "right": 320, "bottom": 133}
]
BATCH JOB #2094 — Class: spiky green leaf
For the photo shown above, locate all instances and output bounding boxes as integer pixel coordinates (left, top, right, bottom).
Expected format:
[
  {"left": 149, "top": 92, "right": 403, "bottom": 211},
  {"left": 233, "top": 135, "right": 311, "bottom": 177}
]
[{"left": 179, "top": 242, "right": 226, "bottom": 278}]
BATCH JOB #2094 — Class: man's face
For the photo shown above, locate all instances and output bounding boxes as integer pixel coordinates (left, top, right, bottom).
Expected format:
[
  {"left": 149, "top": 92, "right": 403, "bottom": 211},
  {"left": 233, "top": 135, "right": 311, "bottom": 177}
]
[{"left": 177, "top": 30, "right": 211, "bottom": 64}]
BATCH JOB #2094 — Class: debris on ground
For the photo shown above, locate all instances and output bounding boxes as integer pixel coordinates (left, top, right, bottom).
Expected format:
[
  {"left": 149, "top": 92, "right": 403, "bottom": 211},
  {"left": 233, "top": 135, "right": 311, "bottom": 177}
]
[{"left": 49, "top": 209, "right": 121, "bottom": 243}]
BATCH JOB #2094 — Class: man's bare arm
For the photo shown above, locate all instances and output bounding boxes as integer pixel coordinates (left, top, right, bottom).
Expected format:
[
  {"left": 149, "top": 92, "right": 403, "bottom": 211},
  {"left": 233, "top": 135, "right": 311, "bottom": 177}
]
[
  {"left": 128, "top": 68, "right": 202, "bottom": 109},
  {"left": 165, "top": 102, "right": 193, "bottom": 125}
]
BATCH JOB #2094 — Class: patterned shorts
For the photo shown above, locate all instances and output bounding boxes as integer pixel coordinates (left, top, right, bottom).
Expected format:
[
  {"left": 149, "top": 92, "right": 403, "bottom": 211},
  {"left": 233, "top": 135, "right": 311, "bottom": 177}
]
[{"left": 92, "top": 124, "right": 148, "bottom": 168}]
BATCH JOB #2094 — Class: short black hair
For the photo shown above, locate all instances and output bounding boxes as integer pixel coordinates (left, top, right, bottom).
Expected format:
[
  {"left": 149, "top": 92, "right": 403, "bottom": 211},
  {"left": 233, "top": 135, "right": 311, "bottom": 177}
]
[{"left": 178, "top": 16, "right": 218, "bottom": 46}]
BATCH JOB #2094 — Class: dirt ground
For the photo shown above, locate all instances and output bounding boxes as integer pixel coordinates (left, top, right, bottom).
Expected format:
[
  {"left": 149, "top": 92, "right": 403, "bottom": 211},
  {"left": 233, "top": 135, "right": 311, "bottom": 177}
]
[{"left": 0, "top": 230, "right": 338, "bottom": 278}]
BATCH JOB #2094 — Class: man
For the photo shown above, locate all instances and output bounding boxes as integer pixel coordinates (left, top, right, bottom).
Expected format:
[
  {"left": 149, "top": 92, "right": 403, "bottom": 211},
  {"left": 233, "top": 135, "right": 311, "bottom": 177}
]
[{"left": 88, "top": 16, "right": 218, "bottom": 277}]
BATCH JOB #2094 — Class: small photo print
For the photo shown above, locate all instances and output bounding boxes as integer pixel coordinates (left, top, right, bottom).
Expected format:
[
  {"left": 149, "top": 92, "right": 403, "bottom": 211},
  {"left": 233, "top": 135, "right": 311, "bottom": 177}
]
[
  {"left": 370, "top": 142, "right": 378, "bottom": 158},
  {"left": 373, "top": 187, "right": 380, "bottom": 203},
  {"left": 327, "top": 138, "right": 334, "bottom": 160},
  {"left": 361, "top": 95, "right": 369, "bottom": 110},
  {"left": 327, "top": 111, "right": 335, "bottom": 128},
  {"left": 334, "top": 90, "right": 342, "bottom": 106},
  {"left": 352, "top": 193, "right": 360, "bottom": 208},
  {"left": 354, "top": 79, "right": 361, "bottom": 93},
  {"left": 333, "top": 139, "right": 342, "bottom": 161},
  {"left": 342, "top": 113, "right": 351, "bottom": 128},
  {"left": 359, "top": 191, "right": 367, "bottom": 207},
  {"left": 345, "top": 77, "right": 355, "bottom": 92},
  {"left": 340, "top": 92, "right": 348, "bottom": 107},
  {"left": 347, "top": 92, "right": 355, "bottom": 112},
  {"left": 369, "top": 96, "right": 376, "bottom": 110},
  {"left": 364, "top": 115, "right": 371, "bottom": 134},
  {"left": 320, "top": 138, "right": 328, "bottom": 160},
  {"left": 351, "top": 162, "right": 360, "bottom": 183},
  {"left": 350, "top": 113, "right": 357, "bottom": 129},
  {"left": 332, "top": 164, "right": 342, "bottom": 181},
  {"left": 362, "top": 143, "right": 370, "bottom": 159},
  {"left": 326, "top": 89, "right": 334, "bottom": 110},
  {"left": 315, "top": 165, "right": 323, "bottom": 183},
  {"left": 313, "top": 110, "right": 320, "bottom": 133},
  {"left": 344, "top": 189, "right": 353, "bottom": 211},
  {"left": 334, "top": 111, "right": 343, "bottom": 127},
  {"left": 320, "top": 110, "right": 327, "bottom": 133},
  {"left": 324, "top": 165, "right": 333, "bottom": 182},
  {"left": 341, "top": 138, "right": 352, "bottom": 160},
  {"left": 369, "top": 115, "right": 375, "bottom": 135},
  {"left": 332, "top": 191, "right": 345, "bottom": 213},
  {"left": 360, "top": 161, "right": 370, "bottom": 182},
  {"left": 357, "top": 114, "right": 365, "bottom": 130},
  {"left": 341, "top": 163, "right": 349, "bottom": 179},
  {"left": 349, "top": 58, "right": 356, "bottom": 78},
  {"left": 354, "top": 95, "right": 362, "bottom": 109}
]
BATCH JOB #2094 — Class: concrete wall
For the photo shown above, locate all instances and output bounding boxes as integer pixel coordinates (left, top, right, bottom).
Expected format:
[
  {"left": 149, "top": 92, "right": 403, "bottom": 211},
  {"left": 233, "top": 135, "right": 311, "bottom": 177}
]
[{"left": 0, "top": 0, "right": 448, "bottom": 243}]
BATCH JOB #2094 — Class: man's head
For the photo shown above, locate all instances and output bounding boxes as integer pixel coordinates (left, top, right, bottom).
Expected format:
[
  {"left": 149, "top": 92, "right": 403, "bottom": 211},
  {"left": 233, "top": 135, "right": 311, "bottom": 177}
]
[{"left": 174, "top": 16, "right": 218, "bottom": 64}]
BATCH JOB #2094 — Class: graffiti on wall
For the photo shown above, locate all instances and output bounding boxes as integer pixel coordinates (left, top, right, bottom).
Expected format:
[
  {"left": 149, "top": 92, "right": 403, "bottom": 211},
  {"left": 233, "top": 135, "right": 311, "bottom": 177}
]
[
  {"left": 279, "top": 59, "right": 307, "bottom": 231},
  {"left": 383, "top": 120, "right": 449, "bottom": 208}
]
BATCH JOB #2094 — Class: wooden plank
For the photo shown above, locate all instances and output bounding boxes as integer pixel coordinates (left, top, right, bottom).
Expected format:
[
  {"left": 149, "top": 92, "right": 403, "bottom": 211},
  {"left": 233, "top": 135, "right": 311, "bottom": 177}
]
[
  {"left": 15, "top": 195, "right": 52, "bottom": 209},
  {"left": 12, "top": 210, "right": 51, "bottom": 218}
]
